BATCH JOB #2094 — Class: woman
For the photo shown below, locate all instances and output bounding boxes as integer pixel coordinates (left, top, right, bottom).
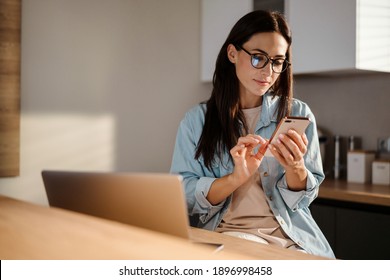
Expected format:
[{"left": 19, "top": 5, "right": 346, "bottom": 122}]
[{"left": 170, "top": 10, "right": 335, "bottom": 259}]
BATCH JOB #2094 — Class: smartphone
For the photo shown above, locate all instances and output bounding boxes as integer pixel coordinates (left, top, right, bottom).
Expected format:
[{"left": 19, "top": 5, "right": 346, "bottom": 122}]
[{"left": 264, "top": 116, "right": 311, "bottom": 157}]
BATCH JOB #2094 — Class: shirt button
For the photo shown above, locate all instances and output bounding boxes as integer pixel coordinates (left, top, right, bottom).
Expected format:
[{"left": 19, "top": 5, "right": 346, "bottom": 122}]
[
  {"left": 269, "top": 196, "right": 273, "bottom": 201},
  {"left": 263, "top": 172, "right": 269, "bottom": 177}
]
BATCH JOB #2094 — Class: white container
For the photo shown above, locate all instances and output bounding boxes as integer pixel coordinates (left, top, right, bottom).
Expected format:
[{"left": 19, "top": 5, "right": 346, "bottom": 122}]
[
  {"left": 347, "top": 151, "right": 376, "bottom": 183},
  {"left": 372, "top": 160, "right": 390, "bottom": 185}
]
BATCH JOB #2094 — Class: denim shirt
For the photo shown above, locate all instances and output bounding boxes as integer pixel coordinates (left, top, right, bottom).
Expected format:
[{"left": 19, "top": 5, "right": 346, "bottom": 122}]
[{"left": 170, "top": 92, "right": 335, "bottom": 259}]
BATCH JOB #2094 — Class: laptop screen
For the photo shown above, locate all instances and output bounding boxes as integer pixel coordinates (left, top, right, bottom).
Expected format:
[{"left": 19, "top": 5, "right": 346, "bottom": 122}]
[{"left": 42, "top": 170, "right": 190, "bottom": 239}]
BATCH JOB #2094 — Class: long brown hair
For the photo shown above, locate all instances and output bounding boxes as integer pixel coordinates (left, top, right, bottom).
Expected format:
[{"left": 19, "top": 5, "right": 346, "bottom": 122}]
[{"left": 195, "top": 10, "right": 293, "bottom": 169}]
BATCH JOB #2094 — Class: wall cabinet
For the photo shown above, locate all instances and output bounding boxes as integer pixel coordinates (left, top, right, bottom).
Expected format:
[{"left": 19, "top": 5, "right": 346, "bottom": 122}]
[
  {"left": 287, "top": 0, "right": 390, "bottom": 74},
  {"left": 201, "top": 0, "right": 390, "bottom": 81}
]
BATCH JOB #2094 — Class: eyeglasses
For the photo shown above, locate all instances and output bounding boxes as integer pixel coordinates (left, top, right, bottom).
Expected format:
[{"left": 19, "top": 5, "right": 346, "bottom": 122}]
[{"left": 236, "top": 45, "right": 290, "bottom": 74}]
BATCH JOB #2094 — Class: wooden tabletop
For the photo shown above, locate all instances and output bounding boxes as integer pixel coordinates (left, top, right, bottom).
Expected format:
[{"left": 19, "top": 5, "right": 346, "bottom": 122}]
[
  {"left": 0, "top": 195, "right": 327, "bottom": 260},
  {"left": 0, "top": 195, "right": 247, "bottom": 260},
  {"left": 318, "top": 179, "right": 390, "bottom": 207}
]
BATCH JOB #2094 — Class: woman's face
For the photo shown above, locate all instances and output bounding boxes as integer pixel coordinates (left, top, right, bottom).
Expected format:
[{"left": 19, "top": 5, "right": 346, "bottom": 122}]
[{"left": 227, "top": 32, "right": 288, "bottom": 109}]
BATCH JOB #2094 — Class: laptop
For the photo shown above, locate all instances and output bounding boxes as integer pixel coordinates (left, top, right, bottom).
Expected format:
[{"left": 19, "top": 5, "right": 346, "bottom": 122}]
[{"left": 42, "top": 170, "right": 191, "bottom": 239}]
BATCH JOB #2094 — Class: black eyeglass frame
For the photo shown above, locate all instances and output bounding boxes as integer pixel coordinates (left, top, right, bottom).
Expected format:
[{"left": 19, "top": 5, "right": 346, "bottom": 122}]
[{"left": 235, "top": 45, "right": 291, "bottom": 74}]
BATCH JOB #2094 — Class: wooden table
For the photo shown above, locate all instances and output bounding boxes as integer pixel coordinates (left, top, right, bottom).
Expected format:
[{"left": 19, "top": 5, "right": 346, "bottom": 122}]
[
  {"left": 0, "top": 195, "right": 327, "bottom": 260},
  {"left": 319, "top": 179, "right": 390, "bottom": 207}
]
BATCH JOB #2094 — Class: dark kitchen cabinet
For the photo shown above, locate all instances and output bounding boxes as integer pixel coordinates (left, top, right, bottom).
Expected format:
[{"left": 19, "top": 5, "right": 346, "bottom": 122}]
[{"left": 311, "top": 199, "right": 390, "bottom": 259}]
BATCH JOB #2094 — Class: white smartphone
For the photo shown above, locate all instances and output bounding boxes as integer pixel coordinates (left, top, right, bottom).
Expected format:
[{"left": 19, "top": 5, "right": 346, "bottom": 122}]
[{"left": 264, "top": 116, "right": 311, "bottom": 157}]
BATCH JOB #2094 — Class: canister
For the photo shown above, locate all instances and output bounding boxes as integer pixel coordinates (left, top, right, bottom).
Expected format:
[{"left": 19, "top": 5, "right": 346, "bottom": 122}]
[
  {"left": 347, "top": 150, "right": 376, "bottom": 183},
  {"left": 372, "top": 160, "right": 390, "bottom": 185}
]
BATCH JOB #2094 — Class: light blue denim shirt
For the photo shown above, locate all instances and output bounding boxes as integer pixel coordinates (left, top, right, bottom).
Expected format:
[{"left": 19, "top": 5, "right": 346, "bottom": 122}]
[{"left": 170, "top": 92, "right": 335, "bottom": 259}]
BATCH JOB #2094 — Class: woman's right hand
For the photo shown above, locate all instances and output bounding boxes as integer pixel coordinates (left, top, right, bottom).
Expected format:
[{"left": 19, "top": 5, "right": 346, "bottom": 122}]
[
  {"left": 229, "top": 134, "right": 268, "bottom": 187},
  {"left": 206, "top": 134, "right": 267, "bottom": 205}
]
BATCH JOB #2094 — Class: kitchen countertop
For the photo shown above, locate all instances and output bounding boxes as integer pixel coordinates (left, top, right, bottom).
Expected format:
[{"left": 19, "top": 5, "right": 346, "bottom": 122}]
[{"left": 318, "top": 179, "right": 390, "bottom": 207}]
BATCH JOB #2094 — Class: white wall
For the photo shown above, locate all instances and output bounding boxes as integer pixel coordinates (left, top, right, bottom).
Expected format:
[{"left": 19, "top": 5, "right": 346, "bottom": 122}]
[{"left": 0, "top": 0, "right": 212, "bottom": 205}]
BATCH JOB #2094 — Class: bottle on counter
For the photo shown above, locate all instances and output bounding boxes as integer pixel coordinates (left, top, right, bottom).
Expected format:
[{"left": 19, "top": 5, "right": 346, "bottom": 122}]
[
  {"left": 349, "top": 136, "right": 355, "bottom": 151},
  {"left": 334, "top": 135, "right": 340, "bottom": 179}
]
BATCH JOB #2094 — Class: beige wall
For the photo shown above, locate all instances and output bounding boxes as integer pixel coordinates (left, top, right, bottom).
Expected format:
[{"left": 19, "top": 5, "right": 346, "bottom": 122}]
[
  {"left": 0, "top": 0, "right": 211, "bottom": 205},
  {"left": 0, "top": 0, "right": 389, "bottom": 206},
  {"left": 295, "top": 73, "right": 390, "bottom": 151},
  {"left": 295, "top": 73, "right": 390, "bottom": 177}
]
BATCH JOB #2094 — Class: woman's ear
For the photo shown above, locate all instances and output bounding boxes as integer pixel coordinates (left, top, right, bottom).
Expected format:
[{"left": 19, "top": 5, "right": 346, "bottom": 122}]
[{"left": 227, "top": 44, "right": 238, "bottom": 63}]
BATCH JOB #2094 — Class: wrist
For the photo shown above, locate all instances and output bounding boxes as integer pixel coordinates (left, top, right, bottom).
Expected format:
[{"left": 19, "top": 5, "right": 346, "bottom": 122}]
[
  {"left": 285, "top": 164, "right": 307, "bottom": 175},
  {"left": 226, "top": 173, "right": 244, "bottom": 190},
  {"left": 285, "top": 165, "right": 308, "bottom": 190}
]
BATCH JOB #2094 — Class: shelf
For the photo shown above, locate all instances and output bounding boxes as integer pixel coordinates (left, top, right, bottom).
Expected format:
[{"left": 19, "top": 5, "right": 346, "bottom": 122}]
[{"left": 318, "top": 179, "right": 390, "bottom": 207}]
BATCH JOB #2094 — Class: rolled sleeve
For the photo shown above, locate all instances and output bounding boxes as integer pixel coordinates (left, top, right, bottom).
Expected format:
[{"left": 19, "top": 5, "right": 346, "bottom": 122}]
[
  {"left": 277, "top": 171, "right": 319, "bottom": 211},
  {"left": 194, "top": 177, "right": 226, "bottom": 223},
  {"left": 276, "top": 176, "right": 305, "bottom": 211}
]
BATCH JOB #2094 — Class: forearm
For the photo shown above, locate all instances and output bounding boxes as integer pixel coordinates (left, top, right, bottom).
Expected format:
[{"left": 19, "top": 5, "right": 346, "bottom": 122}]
[{"left": 206, "top": 174, "right": 241, "bottom": 205}]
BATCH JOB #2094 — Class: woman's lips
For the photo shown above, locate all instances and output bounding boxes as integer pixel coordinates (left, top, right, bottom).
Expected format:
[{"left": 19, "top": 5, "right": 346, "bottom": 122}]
[{"left": 254, "top": 79, "right": 270, "bottom": 86}]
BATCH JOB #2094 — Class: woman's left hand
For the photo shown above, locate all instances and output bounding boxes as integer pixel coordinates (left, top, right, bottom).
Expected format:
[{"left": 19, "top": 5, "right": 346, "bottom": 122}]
[
  {"left": 268, "top": 129, "right": 308, "bottom": 190},
  {"left": 269, "top": 129, "right": 307, "bottom": 168}
]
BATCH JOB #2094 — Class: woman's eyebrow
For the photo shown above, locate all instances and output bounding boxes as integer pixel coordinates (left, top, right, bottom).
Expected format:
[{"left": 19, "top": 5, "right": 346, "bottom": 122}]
[{"left": 252, "top": 48, "right": 286, "bottom": 58}]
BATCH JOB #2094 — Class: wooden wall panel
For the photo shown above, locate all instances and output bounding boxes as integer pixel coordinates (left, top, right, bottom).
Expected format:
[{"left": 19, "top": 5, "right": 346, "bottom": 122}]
[{"left": 0, "top": 0, "right": 21, "bottom": 177}]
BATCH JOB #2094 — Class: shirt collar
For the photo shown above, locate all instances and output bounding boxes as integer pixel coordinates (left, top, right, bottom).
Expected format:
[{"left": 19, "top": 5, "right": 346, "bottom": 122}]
[{"left": 257, "top": 91, "right": 279, "bottom": 129}]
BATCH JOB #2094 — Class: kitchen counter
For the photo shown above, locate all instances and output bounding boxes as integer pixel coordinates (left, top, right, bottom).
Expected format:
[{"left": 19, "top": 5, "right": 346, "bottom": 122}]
[{"left": 318, "top": 179, "right": 390, "bottom": 207}]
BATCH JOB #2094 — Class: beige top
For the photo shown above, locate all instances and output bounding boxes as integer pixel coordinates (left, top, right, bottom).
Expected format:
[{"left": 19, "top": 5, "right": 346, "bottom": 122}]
[
  {"left": 241, "top": 105, "right": 262, "bottom": 134},
  {"left": 216, "top": 106, "right": 296, "bottom": 249},
  {"left": 216, "top": 171, "right": 296, "bottom": 248}
]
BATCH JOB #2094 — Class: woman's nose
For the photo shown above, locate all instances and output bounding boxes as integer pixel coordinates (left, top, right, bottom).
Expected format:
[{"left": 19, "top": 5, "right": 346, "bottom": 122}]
[{"left": 260, "top": 62, "right": 273, "bottom": 77}]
